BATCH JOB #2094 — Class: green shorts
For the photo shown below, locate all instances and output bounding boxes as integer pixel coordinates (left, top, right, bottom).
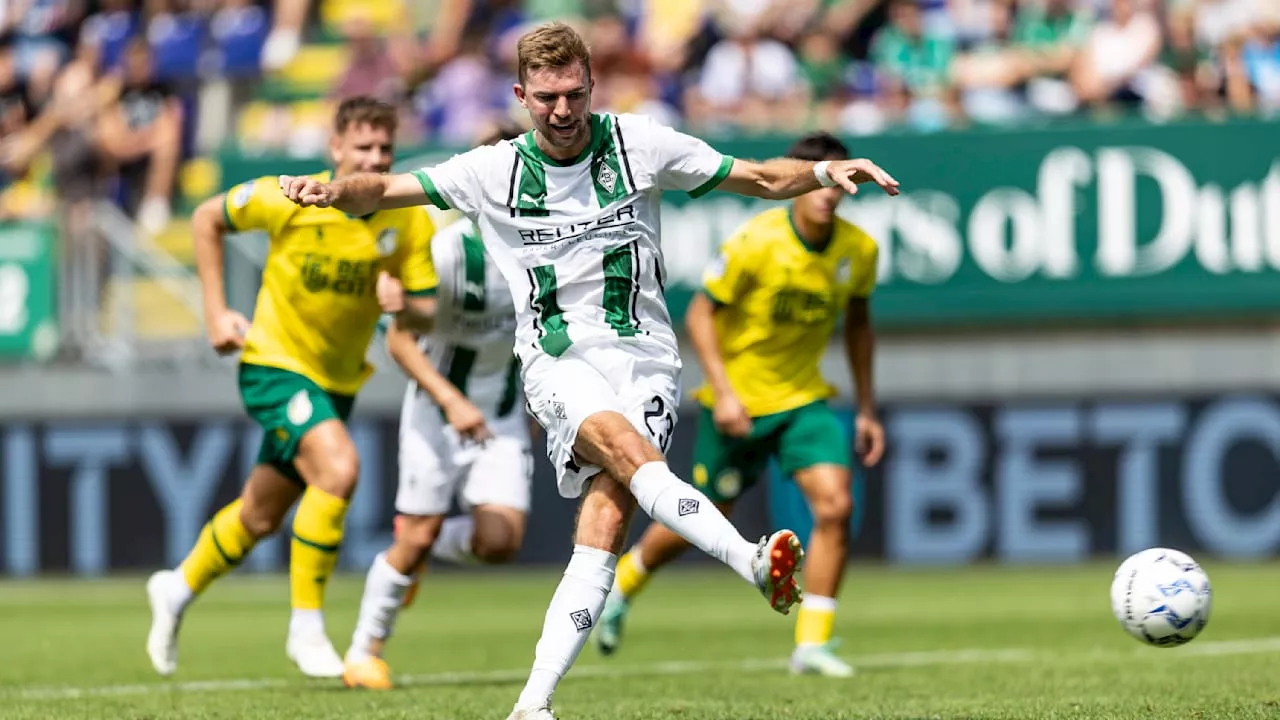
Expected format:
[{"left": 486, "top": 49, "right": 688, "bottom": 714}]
[
  {"left": 691, "top": 400, "right": 849, "bottom": 503},
  {"left": 238, "top": 363, "right": 356, "bottom": 484}
]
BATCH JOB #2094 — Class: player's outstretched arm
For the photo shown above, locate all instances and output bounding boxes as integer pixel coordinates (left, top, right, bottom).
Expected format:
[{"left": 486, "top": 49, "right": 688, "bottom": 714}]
[
  {"left": 717, "top": 157, "right": 900, "bottom": 200},
  {"left": 279, "top": 172, "right": 429, "bottom": 215}
]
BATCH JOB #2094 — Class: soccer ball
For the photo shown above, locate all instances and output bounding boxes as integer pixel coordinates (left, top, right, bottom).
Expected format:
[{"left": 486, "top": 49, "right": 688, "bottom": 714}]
[{"left": 1110, "top": 547, "right": 1212, "bottom": 648}]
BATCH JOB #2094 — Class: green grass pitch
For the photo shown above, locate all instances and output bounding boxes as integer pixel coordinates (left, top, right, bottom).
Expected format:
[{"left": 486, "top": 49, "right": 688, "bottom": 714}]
[{"left": 2, "top": 561, "right": 1279, "bottom": 719}]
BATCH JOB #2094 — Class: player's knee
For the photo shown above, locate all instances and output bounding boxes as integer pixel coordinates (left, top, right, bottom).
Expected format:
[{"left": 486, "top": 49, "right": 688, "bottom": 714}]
[
  {"left": 320, "top": 446, "right": 361, "bottom": 498},
  {"left": 605, "top": 427, "right": 661, "bottom": 477},
  {"left": 239, "top": 504, "right": 282, "bottom": 538},
  {"left": 580, "top": 413, "right": 662, "bottom": 477},
  {"left": 812, "top": 489, "right": 853, "bottom": 528},
  {"left": 472, "top": 529, "right": 520, "bottom": 564}
]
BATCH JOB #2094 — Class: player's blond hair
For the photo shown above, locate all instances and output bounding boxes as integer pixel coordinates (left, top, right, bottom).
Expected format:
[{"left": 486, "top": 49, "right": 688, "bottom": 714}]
[
  {"left": 516, "top": 22, "right": 592, "bottom": 85},
  {"left": 333, "top": 96, "right": 398, "bottom": 135}
]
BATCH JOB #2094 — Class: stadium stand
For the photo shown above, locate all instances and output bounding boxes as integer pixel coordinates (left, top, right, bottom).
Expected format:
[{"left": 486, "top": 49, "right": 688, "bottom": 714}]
[{"left": 0, "top": 0, "right": 1277, "bottom": 362}]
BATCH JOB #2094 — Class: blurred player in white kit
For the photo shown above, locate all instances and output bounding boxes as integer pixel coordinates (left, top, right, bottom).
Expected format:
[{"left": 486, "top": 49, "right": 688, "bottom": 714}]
[{"left": 342, "top": 123, "right": 534, "bottom": 690}]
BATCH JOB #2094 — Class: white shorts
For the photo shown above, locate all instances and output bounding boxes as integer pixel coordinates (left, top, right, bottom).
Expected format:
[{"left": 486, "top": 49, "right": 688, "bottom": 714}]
[
  {"left": 396, "top": 387, "right": 533, "bottom": 517},
  {"left": 522, "top": 342, "right": 681, "bottom": 499}
]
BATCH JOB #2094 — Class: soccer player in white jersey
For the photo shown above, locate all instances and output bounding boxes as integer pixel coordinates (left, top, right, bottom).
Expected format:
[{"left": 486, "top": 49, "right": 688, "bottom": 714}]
[
  {"left": 281, "top": 22, "right": 899, "bottom": 719},
  {"left": 342, "top": 124, "right": 533, "bottom": 690}
]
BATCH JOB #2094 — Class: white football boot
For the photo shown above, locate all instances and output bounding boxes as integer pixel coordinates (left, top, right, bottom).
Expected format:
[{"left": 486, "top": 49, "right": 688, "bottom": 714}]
[
  {"left": 286, "top": 628, "right": 346, "bottom": 678},
  {"left": 596, "top": 592, "right": 629, "bottom": 656},
  {"left": 145, "top": 570, "right": 183, "bottom": 676},
  {"left": 750, "top": 530, "right": 805, "bottom": 614},
  {"left": 789, "top": 642, "right": 855, "bottom": 677}
]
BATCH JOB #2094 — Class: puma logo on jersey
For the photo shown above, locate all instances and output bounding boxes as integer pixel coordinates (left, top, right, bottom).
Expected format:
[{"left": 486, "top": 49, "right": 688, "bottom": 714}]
[{"left": 520, "top": 192, "right": 544, "bottom": 206}]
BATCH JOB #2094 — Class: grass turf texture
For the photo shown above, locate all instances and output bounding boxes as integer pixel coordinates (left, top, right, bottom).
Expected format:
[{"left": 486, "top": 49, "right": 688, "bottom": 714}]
[{"left": 1, "top": 562, "right": 1278, "bottom": 719}]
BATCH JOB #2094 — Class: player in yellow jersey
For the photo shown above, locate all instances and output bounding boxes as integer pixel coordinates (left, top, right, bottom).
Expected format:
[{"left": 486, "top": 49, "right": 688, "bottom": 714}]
[
  {"left": 596, "top": 132, "right": 885, "bottom": 676},
  {"left": 144, "top": 96, "right": 440, "bottom": 680}
]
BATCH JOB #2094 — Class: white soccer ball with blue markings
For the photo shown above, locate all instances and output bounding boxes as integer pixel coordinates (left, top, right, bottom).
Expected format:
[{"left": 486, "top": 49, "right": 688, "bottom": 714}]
[{"left": 1110, "top": 548, "right": 1212, "bottom": 648}]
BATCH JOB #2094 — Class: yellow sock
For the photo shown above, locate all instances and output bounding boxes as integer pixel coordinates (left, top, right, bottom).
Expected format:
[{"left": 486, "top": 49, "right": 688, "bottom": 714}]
[
  {"left": 795, "top": 595, "right": 837, "bottom": 647},
  {"left": 290, "top": 487, "right": 349, "bottom": 611},
  {"left": 180, "top": 499, "right": 257, "bottom": 594},
  {"left": 615, "top": 549, "right": 651, "bottom": 600}
]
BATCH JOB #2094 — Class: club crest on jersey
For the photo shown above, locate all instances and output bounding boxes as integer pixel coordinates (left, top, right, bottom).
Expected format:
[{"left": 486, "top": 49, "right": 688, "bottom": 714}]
[
  {"left": 231, "top": 183, "right": 253, "bottom": 209},
  {"left": 597, "top": 164, "right": 618, "bottom": 194},
  {"left": 376, "top": 228, "right": 398, "bottom": 257},
  {"left": 835, "top": 258, "right": 852, "bottom": 284}
]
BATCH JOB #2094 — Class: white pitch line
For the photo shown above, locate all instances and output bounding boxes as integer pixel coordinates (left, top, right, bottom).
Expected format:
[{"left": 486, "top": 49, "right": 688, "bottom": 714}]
[
  {"left": 1178, "top": 636, "right": 1280, "bottom": 657},
  {"left": 8, "top": 636, "right": 1279, "bottom": 703}
]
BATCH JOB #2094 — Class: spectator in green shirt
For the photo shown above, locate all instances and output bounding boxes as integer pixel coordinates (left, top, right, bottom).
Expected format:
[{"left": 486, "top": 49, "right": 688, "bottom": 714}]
[{"left": 870, "top": 0, "right": 957, "bottom": 130}]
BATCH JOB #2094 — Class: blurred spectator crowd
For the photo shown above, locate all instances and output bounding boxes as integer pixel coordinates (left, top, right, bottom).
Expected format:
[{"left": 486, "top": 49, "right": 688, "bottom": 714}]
[{"left": 0, "top": 0, "right": 1278, "bottom": 230}]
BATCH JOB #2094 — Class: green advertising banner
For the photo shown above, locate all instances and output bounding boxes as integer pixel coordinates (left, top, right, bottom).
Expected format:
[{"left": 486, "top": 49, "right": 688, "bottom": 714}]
[
  {"left": 0, "top": 221, "right": 57, "bottom": 360},
  {"left": 219, "top": 116, "right": 1280, "bottom": 329}
]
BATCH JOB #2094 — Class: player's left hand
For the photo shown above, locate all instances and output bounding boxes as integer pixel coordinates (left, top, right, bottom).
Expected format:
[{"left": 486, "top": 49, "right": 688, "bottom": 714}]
[
  {"left": 825, "top": 159, "right": 900, "bottom": 197},
  {"left": 855, "top": 411, "right": 885, "bottom": 467},
  {"left": 376, "top": 271, "right": 405, "bottom": 313}
]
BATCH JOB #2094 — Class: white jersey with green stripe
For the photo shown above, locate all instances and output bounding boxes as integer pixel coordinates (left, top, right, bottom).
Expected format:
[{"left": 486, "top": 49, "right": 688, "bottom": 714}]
[
  {"left": 411, "top": 112, "right": 734, "bottom": 367},
  {"left": 419, "top": 219, "right": 521, "bottom": 419}
]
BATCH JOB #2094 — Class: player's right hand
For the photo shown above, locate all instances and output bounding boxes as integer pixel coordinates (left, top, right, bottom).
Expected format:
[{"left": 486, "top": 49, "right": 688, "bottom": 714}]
[
  {"left": 279, "top": 175, "right": 335, "bottom": 207},
  {"left": 206, "top": 308, "right": 249, "bottom": 355},
  {"left": 444, "top": 396, "right": 493, "bottom": 445},
  {"left": 713, "top": 394, "right": 753, "bottom": 438}
]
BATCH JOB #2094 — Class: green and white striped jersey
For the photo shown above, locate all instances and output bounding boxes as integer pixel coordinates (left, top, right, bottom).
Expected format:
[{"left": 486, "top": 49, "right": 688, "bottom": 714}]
[
  {"left": 411, "top": 112, "right": 734, "bottom": 367},
  {"left": 420, "top": 219, "right": 521, "bottom": 418}
]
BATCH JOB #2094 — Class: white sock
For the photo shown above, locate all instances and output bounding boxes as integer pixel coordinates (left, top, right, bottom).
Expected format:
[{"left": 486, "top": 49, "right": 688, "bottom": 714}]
[
  {"left": 348, "top": 553, "right": 416, "bottom": 661},
  {"left": 431, "top": 516, "right": 476, "bottom": 564},
  {"left": 289, "top": 608, "right": 325, "bottom": 638},
  {"left": 167, "top": 568, "right": 195, "bottom": 614},
  {"left": 628, "top": 462, "right": 755, "bottom": 584},
  {"left": 515, "top": 545, "right": 616, "bottom": 710},
  {"left": 802, "top": 595, "right": 837, "bottom": 612}
]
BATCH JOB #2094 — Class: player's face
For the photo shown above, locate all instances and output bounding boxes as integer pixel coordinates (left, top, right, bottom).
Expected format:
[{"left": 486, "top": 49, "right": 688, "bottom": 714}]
[
  {"left": 331, "top": 122, "right": 395, "bottom": 176},
  {"left": 795, "top": 185, "right": 845, "bottom": 226},
  {"left": 515, "top": 62, "right": 594, "bottom": 155}
]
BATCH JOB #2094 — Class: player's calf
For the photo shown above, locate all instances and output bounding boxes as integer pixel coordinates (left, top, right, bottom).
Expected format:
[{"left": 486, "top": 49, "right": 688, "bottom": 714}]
[
  {"left": 288, "top": 421, "right": 362, "bottom": 678},
  {"left": 573, "top": 473, "right": 637, "bottom": 554},
  {"left": 386, "top": 514, "right": 443, "bottom": 573},
  {"left": 510, "top": 476, "right": 627, "bottom": 715},
  {"left": 792, "top": 465, "right": 853, "bottom": 671}
]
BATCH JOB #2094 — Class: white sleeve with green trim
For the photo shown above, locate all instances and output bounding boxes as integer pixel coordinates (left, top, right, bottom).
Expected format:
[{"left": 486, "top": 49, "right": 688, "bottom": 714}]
[
  {"left": 410, "top": 145, "right": 503, "bottom": 220},
  {"left": 618, "top": 113, "right": 734, "bottom": 198}
]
